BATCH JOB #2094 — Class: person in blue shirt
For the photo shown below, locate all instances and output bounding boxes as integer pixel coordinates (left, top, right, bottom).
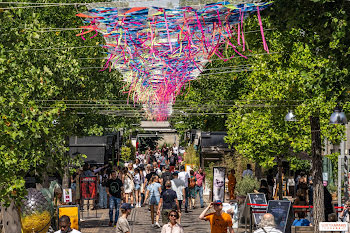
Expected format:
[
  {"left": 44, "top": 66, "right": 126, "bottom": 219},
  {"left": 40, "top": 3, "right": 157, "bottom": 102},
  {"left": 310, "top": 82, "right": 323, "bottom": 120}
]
[{"left": 292, "top": 212, "right": 311, "bottom": 226}]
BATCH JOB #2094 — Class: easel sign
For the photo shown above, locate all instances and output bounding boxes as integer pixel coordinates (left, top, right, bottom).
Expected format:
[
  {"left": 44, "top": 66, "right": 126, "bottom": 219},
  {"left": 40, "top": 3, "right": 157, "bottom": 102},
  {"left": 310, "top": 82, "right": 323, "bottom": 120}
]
[
  {"left": 212, "top": 167, "right": 226, "bottom": 202},
  {"left": 267, "top": 200, "right": 292, "bottom": 233},
  {"left": 248, "top": 193, "right": 267, "bottom": 225},
  {"left": 58, "top": 205, "right": 80, "bottom": 230}
]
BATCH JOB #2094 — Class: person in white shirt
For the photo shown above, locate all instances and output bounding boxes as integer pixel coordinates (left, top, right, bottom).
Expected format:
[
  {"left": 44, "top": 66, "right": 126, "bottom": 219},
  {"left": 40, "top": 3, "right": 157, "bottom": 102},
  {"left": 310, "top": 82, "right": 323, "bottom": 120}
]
[
  {"left": 178, "top": 165, "right": 190, "bottom": 213},
  {"left": 242, "top": 164, "right": 254, "bottom": 177},
  {"left": 253, "top": 213, "right": 282, "bottom": 233},
  {"left": 161, "top": 210, "right": 184, "bottom": 233},
  {"left": 171, "top": 172, "right": 186, "bottom": 213},
  {"left": 54, "top": 215, "right": 81, "bottom": 233},
  {"left": 172, "top": 143, "right": 179, "bottom": 156}
]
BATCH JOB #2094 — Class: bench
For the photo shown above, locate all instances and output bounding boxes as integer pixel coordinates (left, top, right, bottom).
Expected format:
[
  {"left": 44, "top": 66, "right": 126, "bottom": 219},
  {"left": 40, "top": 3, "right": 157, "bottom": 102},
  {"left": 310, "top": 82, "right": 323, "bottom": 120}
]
[{"left": 291, "top": 226, "right": 314, "bottom": 233}]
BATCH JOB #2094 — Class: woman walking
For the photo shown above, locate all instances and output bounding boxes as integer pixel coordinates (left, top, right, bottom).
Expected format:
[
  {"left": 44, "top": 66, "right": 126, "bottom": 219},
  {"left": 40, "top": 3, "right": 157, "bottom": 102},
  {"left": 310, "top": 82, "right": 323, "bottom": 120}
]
[
  {"left": 134, "top": 168, "right": 142, "bottom": 207},
  {"left": 122, "top": 167, "right": 134, "bottom": 205},
  {"left": 145, "top": 175, "right": 162, "bottom": 228}
]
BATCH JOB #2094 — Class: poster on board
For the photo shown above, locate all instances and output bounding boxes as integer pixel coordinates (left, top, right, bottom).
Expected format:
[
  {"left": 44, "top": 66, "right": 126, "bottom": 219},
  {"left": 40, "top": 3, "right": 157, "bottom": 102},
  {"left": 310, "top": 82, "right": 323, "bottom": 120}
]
[
  {"left": 248, "top": 193, "right": 267, "bottom": 225},
  {"left": 267, "top": 200, "right": 292, "bottom": 233},
  {"left": 80, "top": 176, "right": 97, "bottom": 200},
  {"left": 222, "top": 202, "right": 239, "bottom": 229},
  {"left": 58, "top": 205, "right": 79, "bottom": 230},
  {"left": 212, "top": 167, "right": 226, "bottom": 202}
]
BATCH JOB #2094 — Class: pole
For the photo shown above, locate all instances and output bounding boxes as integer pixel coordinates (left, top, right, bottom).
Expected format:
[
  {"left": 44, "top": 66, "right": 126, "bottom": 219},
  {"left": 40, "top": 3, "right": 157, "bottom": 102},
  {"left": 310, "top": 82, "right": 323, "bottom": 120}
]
[{"left": 338, "top": 140, "right": 345, "bottom": 207}]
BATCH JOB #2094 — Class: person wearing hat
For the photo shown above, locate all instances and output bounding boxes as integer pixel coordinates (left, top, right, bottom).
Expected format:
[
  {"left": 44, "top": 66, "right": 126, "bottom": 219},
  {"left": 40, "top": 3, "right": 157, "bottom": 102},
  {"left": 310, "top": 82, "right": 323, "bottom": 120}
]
[
  {"left": 199, "top": 200, "right": 234, "bottom": 233},
  {"left": 116, "top": 203, "right": 134, "bottom": 233}
]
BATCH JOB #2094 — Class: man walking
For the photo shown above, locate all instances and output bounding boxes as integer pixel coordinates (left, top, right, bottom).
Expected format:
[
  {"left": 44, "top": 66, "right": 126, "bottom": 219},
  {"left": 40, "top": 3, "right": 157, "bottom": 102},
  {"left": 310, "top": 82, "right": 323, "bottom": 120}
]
[
  {"left": 157, "top": 181, "right": 180, "bottom": 226},
  {"left": 178, "top": 165, "right": 190, "bottom": 213},
  {"left": 116, "top": 203, "right": 134, "bottom": 233},
  {"left": 171, "top": 171, "right": 186, "bottom": 211},
  {"left": 199, "top": 200, "right": 234, "bottom": 233},
  {"left": 106, "top": 170, "right": 123, "bottom": 226},
  {"left": 195, "top": 167, "right": 205, "bottom": 208}
]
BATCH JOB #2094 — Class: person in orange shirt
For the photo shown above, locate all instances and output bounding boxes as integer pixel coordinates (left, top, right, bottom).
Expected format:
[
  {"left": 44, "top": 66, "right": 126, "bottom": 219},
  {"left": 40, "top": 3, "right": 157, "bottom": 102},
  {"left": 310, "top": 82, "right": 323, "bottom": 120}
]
[
  {"left": 199, "top": 200, "right": 234, "bottom": 233},
  {"left": 227, "top": 169, "right": 236, "bottom": 200}
]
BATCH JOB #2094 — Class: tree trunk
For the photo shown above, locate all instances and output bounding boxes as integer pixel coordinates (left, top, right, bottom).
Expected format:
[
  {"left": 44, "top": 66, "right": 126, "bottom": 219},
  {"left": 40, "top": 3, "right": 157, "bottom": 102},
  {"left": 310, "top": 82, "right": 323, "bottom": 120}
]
[
  {"left": 310, "top": 116, "right": 324, "bottom": 232},
  {"left": 278, "top": 157, "right": 283, "bottom": 200}
]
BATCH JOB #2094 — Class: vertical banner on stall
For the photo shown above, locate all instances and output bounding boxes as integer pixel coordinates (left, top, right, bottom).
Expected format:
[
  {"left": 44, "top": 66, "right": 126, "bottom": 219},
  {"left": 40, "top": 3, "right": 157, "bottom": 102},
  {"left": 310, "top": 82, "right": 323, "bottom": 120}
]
[
  {"left": 80, "top": 176, "right": 97, "bottom": 200},
  {"left": 212, "top": 167, "right": 226, "bottom": 202},
  {"left": 58, "top": 205, "right": 80, "bottom": 230}
]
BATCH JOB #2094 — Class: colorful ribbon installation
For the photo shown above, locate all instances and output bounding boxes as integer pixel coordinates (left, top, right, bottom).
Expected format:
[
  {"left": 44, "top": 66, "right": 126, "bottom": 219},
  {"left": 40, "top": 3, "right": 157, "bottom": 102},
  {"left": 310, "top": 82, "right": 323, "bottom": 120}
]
[{"left": 77, "top": 1, "right": 272, "bottom": 120}]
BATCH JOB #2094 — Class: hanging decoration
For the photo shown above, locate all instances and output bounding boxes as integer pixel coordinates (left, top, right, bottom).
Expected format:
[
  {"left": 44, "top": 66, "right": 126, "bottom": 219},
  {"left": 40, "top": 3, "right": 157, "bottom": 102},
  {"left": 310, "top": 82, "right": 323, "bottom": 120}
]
[{"left": 77, "top": 1, "right": 272, "bottom": 120}]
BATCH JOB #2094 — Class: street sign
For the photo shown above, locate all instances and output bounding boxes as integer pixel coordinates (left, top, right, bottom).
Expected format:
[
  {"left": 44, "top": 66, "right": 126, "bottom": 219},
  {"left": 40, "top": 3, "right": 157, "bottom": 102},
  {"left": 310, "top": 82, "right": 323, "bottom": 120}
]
[
  {"left": 319, "top": 222, "right": 348, "bottom": 231},
  {"left": 63, "top": 189, "right": 73, "bottom": 203}
]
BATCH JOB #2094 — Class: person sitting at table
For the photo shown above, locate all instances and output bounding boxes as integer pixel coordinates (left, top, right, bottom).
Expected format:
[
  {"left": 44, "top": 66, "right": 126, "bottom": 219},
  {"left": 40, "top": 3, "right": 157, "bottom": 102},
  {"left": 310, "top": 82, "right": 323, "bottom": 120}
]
[{"left": 292, "top": 212, "right": 311, "bottom": 226}]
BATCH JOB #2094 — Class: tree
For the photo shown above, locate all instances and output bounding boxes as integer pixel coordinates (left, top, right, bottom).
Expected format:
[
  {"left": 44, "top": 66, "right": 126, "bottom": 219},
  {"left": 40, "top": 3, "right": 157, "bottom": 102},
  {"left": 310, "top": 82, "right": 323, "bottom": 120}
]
[
  {"left": 0, "top": 0, "right": 139, "bottom": 204},
  {"left": 225, "top": 0, "right": 350, "bottom": 230}
]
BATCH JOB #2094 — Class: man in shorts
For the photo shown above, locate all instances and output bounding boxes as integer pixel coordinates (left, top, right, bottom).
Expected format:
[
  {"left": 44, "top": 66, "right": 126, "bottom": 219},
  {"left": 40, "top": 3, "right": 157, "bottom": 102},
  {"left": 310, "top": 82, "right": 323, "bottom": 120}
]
[{"left": 157, "top": 181, "right": 180, "bottom": 226}]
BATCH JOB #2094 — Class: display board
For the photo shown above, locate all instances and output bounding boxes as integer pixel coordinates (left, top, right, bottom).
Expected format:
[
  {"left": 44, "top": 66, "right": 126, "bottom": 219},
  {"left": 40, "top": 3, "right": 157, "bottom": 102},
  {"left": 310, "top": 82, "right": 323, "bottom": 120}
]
[
  {"left": 267, "top": 200, "right": 292, "bottom": 233},
  {"left": 58, "top": 205, "right": 79, "bottom": 230},
  {"left": 248, "top": 193, "right": 267, "bottom": 225},
  {"left": 212, "top": 167, "right": 226, "bottom": 202},
  {"left": 222, "top": 202, "right": 239, "bottom": 229},
  {"left": 80, "top": 176, "right": 97, "bottom": 200}
]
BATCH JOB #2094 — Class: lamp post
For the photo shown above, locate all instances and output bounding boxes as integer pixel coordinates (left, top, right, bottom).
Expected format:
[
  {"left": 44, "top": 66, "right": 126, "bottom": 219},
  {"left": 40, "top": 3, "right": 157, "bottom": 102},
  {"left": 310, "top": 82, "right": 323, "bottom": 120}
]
[{"left": 329, "top": 108, "right": 348, "bottom": 208}]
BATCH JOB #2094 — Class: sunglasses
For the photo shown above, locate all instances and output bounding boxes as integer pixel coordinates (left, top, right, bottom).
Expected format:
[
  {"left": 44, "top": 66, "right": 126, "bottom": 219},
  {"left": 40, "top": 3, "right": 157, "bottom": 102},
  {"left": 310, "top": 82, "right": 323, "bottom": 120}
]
[{"left": 169, "top": 214, "right": 178, "bottom": 217}]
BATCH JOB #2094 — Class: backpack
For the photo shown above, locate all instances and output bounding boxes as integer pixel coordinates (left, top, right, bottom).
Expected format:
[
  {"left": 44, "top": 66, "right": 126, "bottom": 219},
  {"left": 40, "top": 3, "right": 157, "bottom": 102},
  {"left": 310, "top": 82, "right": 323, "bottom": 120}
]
[{"left": 189, "top": 176, "right": 196, "bottom": 188}]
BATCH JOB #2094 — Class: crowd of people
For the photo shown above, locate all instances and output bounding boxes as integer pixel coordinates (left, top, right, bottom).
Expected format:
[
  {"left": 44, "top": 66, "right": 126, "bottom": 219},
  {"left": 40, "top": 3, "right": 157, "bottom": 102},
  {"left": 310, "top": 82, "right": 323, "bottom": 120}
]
[{"left": 69, "top": 144, "right": 208, "bottom": 232}]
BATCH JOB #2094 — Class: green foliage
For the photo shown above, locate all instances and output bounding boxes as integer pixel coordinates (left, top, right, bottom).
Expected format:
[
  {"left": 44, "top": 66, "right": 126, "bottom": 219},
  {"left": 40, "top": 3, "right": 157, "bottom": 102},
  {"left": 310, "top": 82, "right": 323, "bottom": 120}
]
[
  {"left": 0, "top": 0, "right": 139, "bottom": 204},
  {"left": 235, "top": 176, "right": 260, "bottom": 196},
  {"left": 120, "top": 146, "right": 132, "bottom": 162},
  {"left": 184, "top": 144, "right": 200, "bottom": 167}
]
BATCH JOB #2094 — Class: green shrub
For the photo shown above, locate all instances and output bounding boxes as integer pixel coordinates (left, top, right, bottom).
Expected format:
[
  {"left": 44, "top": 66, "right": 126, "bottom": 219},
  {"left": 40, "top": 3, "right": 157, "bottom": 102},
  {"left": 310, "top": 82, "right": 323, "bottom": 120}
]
[
  {"left": 120, "top": 146, "right": 132, "bottom": 162},
  {"left": 235, "top": 176, "right": 259, "bottom": 196}
]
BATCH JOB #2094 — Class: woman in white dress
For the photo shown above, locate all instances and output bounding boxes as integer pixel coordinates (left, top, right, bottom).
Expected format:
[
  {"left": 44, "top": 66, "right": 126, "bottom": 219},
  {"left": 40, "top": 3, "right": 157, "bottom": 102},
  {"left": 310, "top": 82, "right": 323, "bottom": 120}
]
[{"left": 122, "top": 167, "right": 134, "bottom": 205}]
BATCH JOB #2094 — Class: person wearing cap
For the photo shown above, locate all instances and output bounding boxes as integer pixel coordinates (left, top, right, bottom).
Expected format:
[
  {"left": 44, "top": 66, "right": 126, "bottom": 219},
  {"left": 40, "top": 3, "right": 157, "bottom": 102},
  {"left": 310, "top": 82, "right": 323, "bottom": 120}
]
[
  {"left": 116, "top": 203, "right": 134, "bottom": 233},
  {"left": 199, "top": 200, "right": 234, "bottom": 233},
  {"left": 161, "top": 210, "right": 184, "bottom": 233}
]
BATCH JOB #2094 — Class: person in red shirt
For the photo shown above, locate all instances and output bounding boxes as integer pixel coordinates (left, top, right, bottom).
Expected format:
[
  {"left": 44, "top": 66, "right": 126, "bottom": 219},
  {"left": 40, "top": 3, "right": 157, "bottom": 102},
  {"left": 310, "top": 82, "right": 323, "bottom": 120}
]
[
  {"left": 199, "top": 200, "right": 234, "bottom": 233},
  {"left": 195, "top": 167, "right": 206, "bottom": 208}
]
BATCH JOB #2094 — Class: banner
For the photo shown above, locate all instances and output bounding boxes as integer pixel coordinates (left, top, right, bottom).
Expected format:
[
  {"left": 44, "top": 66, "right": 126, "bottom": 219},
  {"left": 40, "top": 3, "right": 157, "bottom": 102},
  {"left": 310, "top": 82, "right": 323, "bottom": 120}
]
[
  {"left": 58, "top": 205, "right": 79, "bottom": 230},
  {"left": 212, "top": 167, "right": 226, "bottom": 202},
  {"left": 319, "top": 222, "right": 348, "bottom": 231},
  {"left": 80, "top": 176, "right": 97, "bottom": 200}
]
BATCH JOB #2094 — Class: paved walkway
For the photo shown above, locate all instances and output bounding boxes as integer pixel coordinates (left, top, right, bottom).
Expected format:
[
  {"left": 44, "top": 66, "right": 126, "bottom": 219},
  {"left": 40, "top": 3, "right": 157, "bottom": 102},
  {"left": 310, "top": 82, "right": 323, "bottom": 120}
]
[
  {"left": 80, "top": 196, "right": 248, "bottom": 233},
  {"left": 80, "top": 197, "right": 212, "bottom": 233}
]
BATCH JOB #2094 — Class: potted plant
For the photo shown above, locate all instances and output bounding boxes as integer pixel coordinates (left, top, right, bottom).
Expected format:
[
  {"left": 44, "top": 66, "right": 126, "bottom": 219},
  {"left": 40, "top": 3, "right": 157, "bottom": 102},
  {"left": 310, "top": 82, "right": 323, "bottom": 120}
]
[{"left": 235, "top": 176, "right": 259, "bottom": 203}]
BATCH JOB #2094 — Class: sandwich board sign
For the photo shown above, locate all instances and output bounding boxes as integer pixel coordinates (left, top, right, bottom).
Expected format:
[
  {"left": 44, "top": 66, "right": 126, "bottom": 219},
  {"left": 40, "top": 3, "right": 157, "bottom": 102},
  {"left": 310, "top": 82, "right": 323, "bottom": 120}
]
[
  {"left": 267, "top": 200, "right": 292, "bottom": 233},
  {"left": 248, "top": 193, "right": 267, "bottom": 225}
]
